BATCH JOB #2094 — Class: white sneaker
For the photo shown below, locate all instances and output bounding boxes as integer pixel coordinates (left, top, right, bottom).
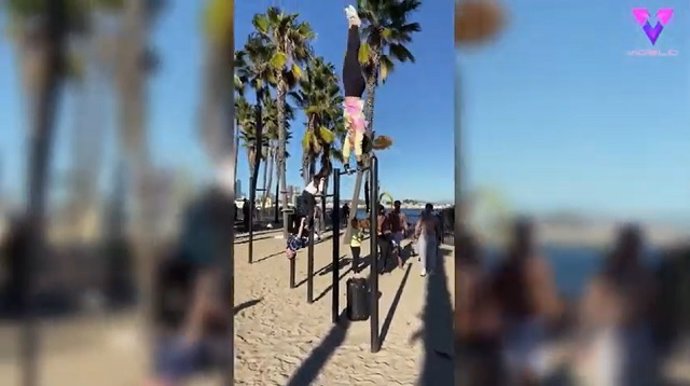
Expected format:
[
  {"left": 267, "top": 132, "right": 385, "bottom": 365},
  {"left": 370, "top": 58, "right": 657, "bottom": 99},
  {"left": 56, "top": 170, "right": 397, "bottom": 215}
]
[
  {"left": 420, "top": 269, "right": 427, "bottom": 277},
  {"left": 345, "top": 5, "right": 361, "bottom": 27}
]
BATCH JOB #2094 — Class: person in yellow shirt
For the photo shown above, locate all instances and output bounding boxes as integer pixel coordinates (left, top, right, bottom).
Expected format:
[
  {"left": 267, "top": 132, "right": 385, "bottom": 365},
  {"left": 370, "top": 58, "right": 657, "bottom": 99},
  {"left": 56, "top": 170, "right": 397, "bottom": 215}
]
[{"left": 350, "top": 218, "right": 365, "bottom": 273}]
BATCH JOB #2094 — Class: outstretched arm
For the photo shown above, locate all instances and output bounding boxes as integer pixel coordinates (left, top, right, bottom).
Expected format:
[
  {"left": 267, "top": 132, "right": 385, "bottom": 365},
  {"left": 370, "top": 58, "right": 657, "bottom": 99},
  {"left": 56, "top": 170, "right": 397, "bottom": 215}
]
[{"left": 414, "top": 219, "right": 422, "bottom": 239}]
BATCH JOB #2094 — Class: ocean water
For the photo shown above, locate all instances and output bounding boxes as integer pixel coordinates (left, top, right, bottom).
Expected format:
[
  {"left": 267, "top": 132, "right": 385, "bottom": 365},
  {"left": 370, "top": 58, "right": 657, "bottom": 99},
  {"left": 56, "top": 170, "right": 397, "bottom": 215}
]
[
  {"left": 354, "top": 208, "right": 426, "bottom": 225},
  {"left": 355, "top": 208, "right": 663, "bottom": 298},
  {"left": 483, "top": 246, "right": 662, "bottom": 299}
]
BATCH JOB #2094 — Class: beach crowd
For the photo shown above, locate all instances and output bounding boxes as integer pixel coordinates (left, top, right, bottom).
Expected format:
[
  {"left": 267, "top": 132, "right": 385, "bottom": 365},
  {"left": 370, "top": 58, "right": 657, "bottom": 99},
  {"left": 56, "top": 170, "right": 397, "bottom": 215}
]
[{"left": 457, "top": 218, "right": 689, "bottom": 386}]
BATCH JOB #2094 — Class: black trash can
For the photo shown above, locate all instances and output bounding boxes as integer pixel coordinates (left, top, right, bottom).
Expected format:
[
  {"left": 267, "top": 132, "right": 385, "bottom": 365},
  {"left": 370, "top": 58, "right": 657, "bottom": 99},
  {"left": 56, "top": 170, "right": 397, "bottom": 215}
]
[{"left": 346, "top": 277, "right": 370, "bottom": 321}]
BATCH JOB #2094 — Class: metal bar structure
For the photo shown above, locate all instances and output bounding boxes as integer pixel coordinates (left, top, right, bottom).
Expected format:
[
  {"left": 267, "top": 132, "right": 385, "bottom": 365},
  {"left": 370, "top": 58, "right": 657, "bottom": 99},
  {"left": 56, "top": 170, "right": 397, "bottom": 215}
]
[
  {"left": 274, "top": 183, "right": 280, "bottom": 224},
  {"left": 369, "top": 156, "right": 380, "bottom": 353},
  {"left": 331, "top": 168, "right": 341, "bottom": 323},
  {"left": 248, "top": 176, "right": 255, "bottom": 264},
  {"left": 307, "top": 221, "right": 315, "bottom": 303},
  {"left": 289, "top": 255, "right": 296, "bottom": 288},
  {"left": 247, "top": 183, "right": 267, "bottom": 264}
]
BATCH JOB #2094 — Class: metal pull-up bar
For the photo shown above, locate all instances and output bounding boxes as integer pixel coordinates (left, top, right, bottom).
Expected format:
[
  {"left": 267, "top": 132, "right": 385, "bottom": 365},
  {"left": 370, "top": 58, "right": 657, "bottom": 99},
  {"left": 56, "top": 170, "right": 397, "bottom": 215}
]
[
  {"left": 247, "top": 177, "right": 268, "bottom": 264},
  {"left": 368, "top": 156, "right": 380, "bottom": 353},
  {"left": 328, "top": 158, "right": 380, "bottom": 353}
]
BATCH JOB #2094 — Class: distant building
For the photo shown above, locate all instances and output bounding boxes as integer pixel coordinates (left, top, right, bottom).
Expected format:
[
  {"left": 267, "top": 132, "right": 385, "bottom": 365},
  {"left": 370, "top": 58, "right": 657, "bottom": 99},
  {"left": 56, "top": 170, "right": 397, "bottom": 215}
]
[{"left": 236, "top": 179, "right": 243, "bottom": 198}]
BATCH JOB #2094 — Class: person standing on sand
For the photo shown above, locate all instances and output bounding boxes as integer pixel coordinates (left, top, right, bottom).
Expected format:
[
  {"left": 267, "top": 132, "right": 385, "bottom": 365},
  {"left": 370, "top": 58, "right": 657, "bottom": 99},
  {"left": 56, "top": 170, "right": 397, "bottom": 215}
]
[
  {"left": 491, "top": 218, "right": 563, "bottom": 386},
  {"left": 376, "top": 204, "right": 393, "bottom": 273},
  {"left": 342, "top": 203, "right": 350, "bottom": 226},
  {"left": 415, "top": 203, "right": 442, "bottom": 277},
  {"left": 456, "top": 232, "right": 503, "bottom": 386},
  {"left": 242, "top": 198, "right": 250, "bottom": 231},
  {"left": 350, "top": 218, "right": 365, "bottom": 273},
  {"left": 388, "top": 200, "right": 408, "bottom": 269},
  {"left": 572, "top": 225, "right": 658, "bottom": 386}
]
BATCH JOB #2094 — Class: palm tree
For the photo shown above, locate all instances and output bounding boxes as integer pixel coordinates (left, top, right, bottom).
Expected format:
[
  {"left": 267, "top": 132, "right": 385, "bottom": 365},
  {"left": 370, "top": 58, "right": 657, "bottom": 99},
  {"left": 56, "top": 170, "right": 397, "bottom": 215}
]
[
  {"left": 253, "top": 7, "right": 314, "bottom": 239},
  {"left": 454, "top": 0, "right": 505, "bottom": 359},
  {"left": 455, "top": 0, "right": 505, "bottom": 226},
  {"left": 290, "top": 56, "right": 345, "bottom": 185},
  {"left": 235, "top": 95, "right": 264, "bottom": 181},
  {"left": 455, "top": 0, "right": 505, "bottom": 45},
  {"left": 260, "top": 95, "right": 294, "bottom": 213},
  {"left": 200, "top": 0, "right": 234, "bottom": 169},
  {"left": 345, "top": 0, "right": 421, "bottom": 239},
  {"left": 235, "top": 34, "right": 277, "bottom": 212},
  {"left": 5, "top": 1, "right": 84, "bottom": 383}
]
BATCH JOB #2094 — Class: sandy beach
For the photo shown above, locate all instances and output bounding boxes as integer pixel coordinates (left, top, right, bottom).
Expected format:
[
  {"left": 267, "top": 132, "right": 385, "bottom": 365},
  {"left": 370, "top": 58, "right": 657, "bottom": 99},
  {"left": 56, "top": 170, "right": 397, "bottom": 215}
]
[
  {"left": 0, "top": 229, "right": 454, "bottom": 386},
  {"left": 234, "top": 230, "right": 455, "bottom": 385}
]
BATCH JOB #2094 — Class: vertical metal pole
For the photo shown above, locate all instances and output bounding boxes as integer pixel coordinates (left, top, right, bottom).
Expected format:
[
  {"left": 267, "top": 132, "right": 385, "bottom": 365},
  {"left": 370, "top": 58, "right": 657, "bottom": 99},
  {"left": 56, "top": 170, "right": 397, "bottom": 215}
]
[
  {"left": 332, "top": 169, "right": 341, "bottom": 323},
  {"left": 321, "top": 191, "right": 327, "bottom": 230},
  {"left": 289, "top": 257, "right": 296, "bottom": 288},
  {"left": 248, "top": 176, "right": 254, "bottom": 264},
  {"left": 274, "top": 182, "right": 279, "bottom": 224},
  {"left": 369, "top": 156, "right": 380, "bottom": 353},
  {"left": 307, "top": 223, "right": 314, "bottom": 303}
]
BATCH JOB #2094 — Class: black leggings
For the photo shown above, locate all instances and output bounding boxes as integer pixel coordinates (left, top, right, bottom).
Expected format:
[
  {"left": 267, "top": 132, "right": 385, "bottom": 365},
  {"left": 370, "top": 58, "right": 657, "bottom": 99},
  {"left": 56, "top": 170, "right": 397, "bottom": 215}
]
[
  {"left": 351, "top": 246, "right": 361, "bottom": 273},
  {"left": 343, "top": 26, "right": 365, "bottom": 97},
  {"left": 299, "top": 190, "right": 317, "bottom": 228},
  {"left": 377, "top": 236, "right": 391, "bottom": 271}
]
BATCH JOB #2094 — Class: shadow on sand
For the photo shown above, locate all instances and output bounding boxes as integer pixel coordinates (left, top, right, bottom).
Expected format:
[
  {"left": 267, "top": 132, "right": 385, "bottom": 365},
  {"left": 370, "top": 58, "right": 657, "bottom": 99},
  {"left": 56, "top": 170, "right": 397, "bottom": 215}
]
[
  {"left": 380, "top": 263, "right": 413, "bottom": 347},
  {"left": 253, "top": 249, "right": 285, "bottom": 263},
  {"left": 285, "top": 309, "right": 351, "bottom": 386},
  {"left": 233, "top": 298, "right": 263, "bottom": 316},
  {"left": 294, "top": 255, "right": 348, "bottom": 289},
  {"left": 314, "top": 266, "right": 354, "bottom": 303},
  {"left": 409, "top": 246, "right": 454, "bottom": 385}
]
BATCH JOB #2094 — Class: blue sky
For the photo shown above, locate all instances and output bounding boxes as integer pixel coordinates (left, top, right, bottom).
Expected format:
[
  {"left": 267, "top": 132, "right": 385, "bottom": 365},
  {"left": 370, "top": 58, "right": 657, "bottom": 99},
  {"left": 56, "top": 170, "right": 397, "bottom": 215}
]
[
  {"left": 459, "top": 0, "right": 690, "bottom": 222},
  {"left": 235, "top": 0, "right": 455, "bottom": 202},
  {"left": 1, "top": 1, "right": 214, "bottom": 207},
  {"left": 1, "top": 0, "right": 454, "bottom": 208}
]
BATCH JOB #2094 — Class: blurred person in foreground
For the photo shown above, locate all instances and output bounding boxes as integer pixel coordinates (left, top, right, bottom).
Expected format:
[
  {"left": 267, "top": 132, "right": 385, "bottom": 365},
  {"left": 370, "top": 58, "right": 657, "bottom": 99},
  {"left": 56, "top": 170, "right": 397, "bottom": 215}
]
[
  {"left": 0, "top": 216, "right": 30, "bottom": 316},
  {"left": 491, "top": 217, "right": 563, "bottom": 385},
  {"left": 414, "top": 203, "right": 442, "bottom": 277},
  {"left": 148, "top": 177, "right": 234, "bottom": 385},
  {"left": 572, "top": 224, "right": 659, "bottom": 386},
  {"left": 456, "top": 232, "right": 503, "bottom": 386}
]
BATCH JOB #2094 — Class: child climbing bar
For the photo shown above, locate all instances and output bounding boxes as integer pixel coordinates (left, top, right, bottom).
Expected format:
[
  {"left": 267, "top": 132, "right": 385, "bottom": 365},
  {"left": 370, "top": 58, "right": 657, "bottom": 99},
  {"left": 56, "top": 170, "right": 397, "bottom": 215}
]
[{"left": 342, "top": 5, "right": 368, "bottom": 173}]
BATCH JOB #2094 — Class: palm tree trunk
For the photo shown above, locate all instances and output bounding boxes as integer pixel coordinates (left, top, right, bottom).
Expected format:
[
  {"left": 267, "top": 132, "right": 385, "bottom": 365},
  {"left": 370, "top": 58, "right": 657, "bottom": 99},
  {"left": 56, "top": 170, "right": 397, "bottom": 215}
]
[
  {"left": 273, "top": 152, "right": 281, "bottom": 222},
  {"left": 262, "top": 146, "right": 274, "bottom": 213},
  {"left": 234, "top": 123, "right": 240, "bottom": 195},
  {"left": 344, "top": 58, "right": 379, "bottom": 242},
  {"left": 250, "top": 88, "right": 264, "bottom": 223},
  {"left": 277, "top": 78, "right": 289, "bottom": 239},
  {"left": 302, "top": 152, "right": 311, "bottom": 186},
  {"left": 247, "top": 144, "right": 254, "bottom": 182},
  {"left": 19, "top": 2, "right": 68, "bottom": 385},
  {"left": 116, "top": 0, "right": 154, "bottom": 372},
  {"left": 261, "top": 146, "right": 269, "bottom": 213}
]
